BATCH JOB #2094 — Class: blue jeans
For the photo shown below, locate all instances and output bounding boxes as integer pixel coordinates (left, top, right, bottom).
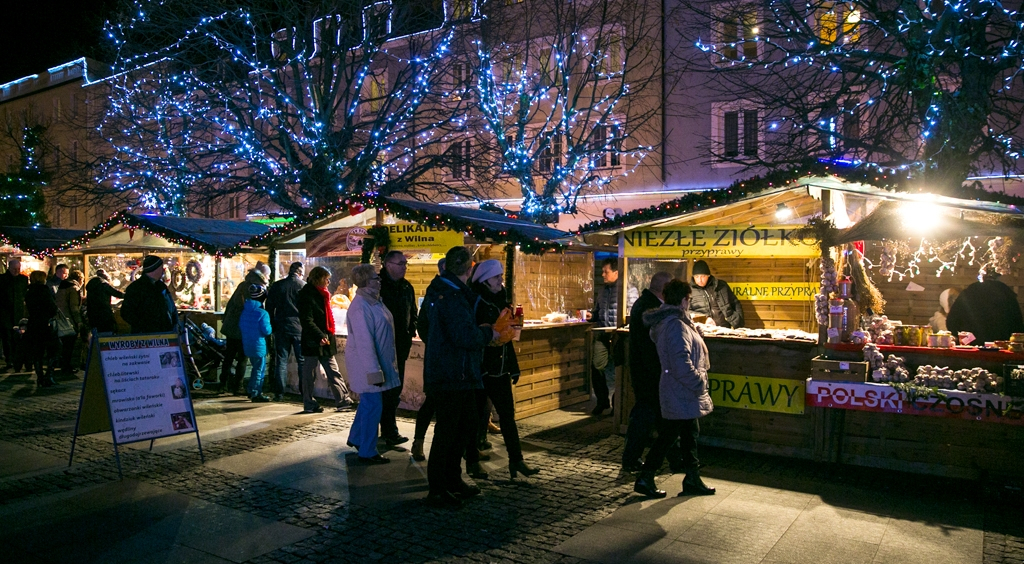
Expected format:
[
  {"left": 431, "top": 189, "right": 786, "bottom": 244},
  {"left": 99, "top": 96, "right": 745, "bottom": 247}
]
[
  {"left": 246, "top": 354, "right": 267, "bottom": 398},
  {"left": 272, "top": 332, "right": 304, "bottom": 395},
  {"left": 349, "top": 391, "right": 383, "bottom": 458}
]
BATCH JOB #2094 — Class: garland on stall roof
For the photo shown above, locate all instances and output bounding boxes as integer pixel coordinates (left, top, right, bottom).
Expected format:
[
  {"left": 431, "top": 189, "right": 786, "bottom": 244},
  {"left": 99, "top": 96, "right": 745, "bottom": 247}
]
[
  {"left": 240, "top": 194, "right": 566, "bottom": 255},
  {"left": 32, "top": 211, "right": 267, "bottom": 258},
  {"left": 574, "top": 159, "right": 1024, "bottom": 234}
]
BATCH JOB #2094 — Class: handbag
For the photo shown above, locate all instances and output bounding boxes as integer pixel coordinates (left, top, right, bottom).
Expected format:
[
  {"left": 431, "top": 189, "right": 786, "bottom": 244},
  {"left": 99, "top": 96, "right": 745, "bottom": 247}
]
[{"left": 53, "top": 310, "right": 77, "bottom": 338}]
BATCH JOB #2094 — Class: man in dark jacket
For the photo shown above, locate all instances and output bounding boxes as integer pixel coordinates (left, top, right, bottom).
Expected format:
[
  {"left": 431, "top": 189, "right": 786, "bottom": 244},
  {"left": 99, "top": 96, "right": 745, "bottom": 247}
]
[
  {"left": 221, "top": 267, "right": 268, "bottom": 394},
  {"left": 0, "top": 259, "right": 29, "bottom": 371},
  {"left": 46, "top": 263, "right": 68, "bottom": 295},
  {"left": 298, "top": 265, "right": 351, "bottom": 413},
  {"left": 589, "top": 258, "right": 638, "bottom": 415},
  {"left": 378, "top": 251, "right": 418, "bottom": 447},
  {"left": 266, "top": 262, "right": 305, "bottom": 401},
  {"left": 946, "top": 272, "right": 1024, "bottom": 342},
  {"left": 688, "top": 260, "right": 743, "bottom": 328},
  {"left": 85, "top": 270, "right": 124, "bottom": 334},
  {"left": 622, "top": 272, "right": 683, "bottom": 472},
  {"left": 120, "top": 255, "right": 179, "bottom": 334},
  {"left": 423, "top": 246, "right": 497, "bottom": 507}
]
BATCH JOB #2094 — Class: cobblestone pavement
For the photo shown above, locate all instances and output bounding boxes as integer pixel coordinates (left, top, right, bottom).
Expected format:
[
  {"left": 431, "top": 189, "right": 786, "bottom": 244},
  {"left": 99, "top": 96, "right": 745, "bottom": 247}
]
[{"left": 2, "top": 373, "right": 1023, "bottom": 564}]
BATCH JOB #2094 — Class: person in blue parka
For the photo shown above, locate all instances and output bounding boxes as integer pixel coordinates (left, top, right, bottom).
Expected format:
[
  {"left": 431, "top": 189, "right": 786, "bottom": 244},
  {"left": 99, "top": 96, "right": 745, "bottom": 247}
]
[{"left": 241, "top": 284, "right": 273, "bottom": 402}]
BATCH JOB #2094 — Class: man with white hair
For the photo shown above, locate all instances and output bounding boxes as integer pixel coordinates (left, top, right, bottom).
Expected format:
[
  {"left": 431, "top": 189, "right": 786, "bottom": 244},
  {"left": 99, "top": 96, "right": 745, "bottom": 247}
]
[{"left": 0, "top": 259, "right": 29, "bottom": 371}]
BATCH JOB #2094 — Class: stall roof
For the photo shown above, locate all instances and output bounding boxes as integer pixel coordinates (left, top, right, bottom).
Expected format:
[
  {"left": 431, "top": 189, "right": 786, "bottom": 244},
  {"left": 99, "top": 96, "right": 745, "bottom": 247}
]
[
  {"left": 56, "top": 213, "right": 273, "bottom": 257},
  {"left": 0, "top": 226, "right": 88, "bottom": 256},
  {"left": 271, "top": 196, "right": 577, "bottom": 254},
  {"left": 579, "top": 175, "right": 1024, "bottom": 235}
]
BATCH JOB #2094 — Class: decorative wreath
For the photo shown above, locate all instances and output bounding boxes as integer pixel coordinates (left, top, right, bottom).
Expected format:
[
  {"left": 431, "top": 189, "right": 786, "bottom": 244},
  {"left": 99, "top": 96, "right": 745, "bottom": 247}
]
[
  {"left": 170, "top": 267, "right": 187, "bottom": 292},
  {"left": 185, "top": 259, "right": 203, "bottom": 284}
]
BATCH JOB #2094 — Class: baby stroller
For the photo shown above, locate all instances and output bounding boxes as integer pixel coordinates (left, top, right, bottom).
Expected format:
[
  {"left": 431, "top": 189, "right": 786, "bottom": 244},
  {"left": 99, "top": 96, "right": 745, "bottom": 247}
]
[{"left": 181, "top": 314, "right": 226, "bottom": 390}]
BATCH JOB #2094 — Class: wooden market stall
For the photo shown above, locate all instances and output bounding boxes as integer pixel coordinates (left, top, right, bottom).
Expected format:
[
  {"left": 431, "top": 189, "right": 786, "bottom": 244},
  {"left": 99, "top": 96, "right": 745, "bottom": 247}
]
[
  {"left": 806, "top": 190, "right": 1024, "bottom": 479},
  {"left": 581, "top": 179, "right": 829, "bottom": 456},
  {"left": 268, "top": 197, "right": 594, "bottom": 418},
  {"left": 579, "top": 169, "right": 1024, "bottom": 480},
  {"left": 49, "top": 213, "right": 272, "bottom": 331}
]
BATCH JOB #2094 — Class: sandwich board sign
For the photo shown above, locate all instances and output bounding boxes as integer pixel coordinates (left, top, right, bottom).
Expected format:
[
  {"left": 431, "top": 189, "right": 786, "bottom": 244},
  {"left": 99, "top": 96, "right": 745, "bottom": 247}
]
[{"left": 70, "top": 332, "right": 204, "bottom": 477}]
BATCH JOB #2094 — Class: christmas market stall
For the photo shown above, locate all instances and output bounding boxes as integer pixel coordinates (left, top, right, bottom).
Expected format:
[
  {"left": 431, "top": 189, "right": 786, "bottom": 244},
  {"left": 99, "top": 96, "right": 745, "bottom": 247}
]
[
  {"left": 806, "top": 188, "right": 1024, "bottom": 479},
  {"left": 579, "top": 174, "right": 831, "bottom": 457},
  {"left": 0, "top": 226, "right": 87, "bottom": 274},
  {"left": 265, "top": 196, "right": 593, "bottom": 418},
  {"left": 50, "top": 213, "right": 272, "bottom": 330}
]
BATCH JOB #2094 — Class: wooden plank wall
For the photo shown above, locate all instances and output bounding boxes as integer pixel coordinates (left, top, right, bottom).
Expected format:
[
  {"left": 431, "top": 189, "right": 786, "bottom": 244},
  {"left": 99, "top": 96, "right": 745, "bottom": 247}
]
[
  {"left": 513, "top": 324, "right": 592, "bottom": 419},
  {"left": 705, "top": 257, "right": 817, "bottom": 332},
  {"left": 865, "top": 241, "right": 1024, "bottom": 326}
]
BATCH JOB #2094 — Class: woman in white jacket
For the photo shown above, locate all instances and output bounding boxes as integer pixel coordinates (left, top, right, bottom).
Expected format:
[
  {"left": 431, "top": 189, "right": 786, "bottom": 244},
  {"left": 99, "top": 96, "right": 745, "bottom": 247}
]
[
  {"left": 345, "top": 264, "right": 401, "bottom": 464},
  {"left": 634, "top": 279, "right": 716, "bottom": 498}
]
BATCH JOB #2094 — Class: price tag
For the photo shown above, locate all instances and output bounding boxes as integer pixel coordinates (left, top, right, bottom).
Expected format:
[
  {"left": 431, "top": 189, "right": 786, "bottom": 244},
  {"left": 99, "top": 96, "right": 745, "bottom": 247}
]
[
  {"left": 827, "top": 327, "right": 839, "bottom": 338},
  {"left": 829, "top": 305, "right": 844, "bottom": 314},
  {"left": 839, "top": 362, "right": 850, "bottom": 370}
]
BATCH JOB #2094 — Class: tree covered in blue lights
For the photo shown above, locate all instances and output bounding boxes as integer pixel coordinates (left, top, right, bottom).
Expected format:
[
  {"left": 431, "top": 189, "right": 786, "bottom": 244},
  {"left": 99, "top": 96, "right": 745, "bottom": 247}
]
[
  {"left": 671, "top": 0, "right": 1024, "bottom": 193},
  {"left": 443, "top": 0, "right": 663, "bottom": 222},
  {"left": 98, "top": 0, "right": 472, "bottom": 215},
  {"left": 0, "top": 125, "right": 50, "bottom": 227}
]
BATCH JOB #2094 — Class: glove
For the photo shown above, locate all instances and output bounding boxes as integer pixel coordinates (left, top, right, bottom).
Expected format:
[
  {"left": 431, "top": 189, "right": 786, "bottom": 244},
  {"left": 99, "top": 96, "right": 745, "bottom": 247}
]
[
  {"left": 511, "top": 373, "right": 520, "bottom": 385},
  {"left": 492, "top": 308, "right": 516, "bottom": 344}
]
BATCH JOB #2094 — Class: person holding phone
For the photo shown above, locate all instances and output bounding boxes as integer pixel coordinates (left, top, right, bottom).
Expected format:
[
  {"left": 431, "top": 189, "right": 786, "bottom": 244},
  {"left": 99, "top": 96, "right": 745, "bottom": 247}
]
[{"left": 344, "top": 264, "right": 401, "bottom": 464}]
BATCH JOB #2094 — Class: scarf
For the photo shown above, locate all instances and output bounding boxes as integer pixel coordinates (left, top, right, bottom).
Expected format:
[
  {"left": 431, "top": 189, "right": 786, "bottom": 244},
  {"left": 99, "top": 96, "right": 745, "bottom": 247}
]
[{"left": 319, "top": 286, "right": 335, "bottom": 335}]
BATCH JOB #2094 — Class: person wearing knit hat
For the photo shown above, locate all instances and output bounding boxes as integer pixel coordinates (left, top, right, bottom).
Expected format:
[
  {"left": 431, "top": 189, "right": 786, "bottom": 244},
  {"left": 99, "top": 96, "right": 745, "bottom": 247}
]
[
  {"left": 688, "top": 260, "right": 743, "bottom": 328},
  {"left": 241, "top": 283, "right": 273, "bottom": 401},
  {"left": 220, "top": 265, "right": 271, "bottom": 395},
  {"left": 471, "top": 259, "right": 503, "bottom": 285},
  {"left": 120, "top": 255, "right": 179, "bottom": 334},
  {"left": 266, "top": 262, "right": 306, "bottom": 402}
]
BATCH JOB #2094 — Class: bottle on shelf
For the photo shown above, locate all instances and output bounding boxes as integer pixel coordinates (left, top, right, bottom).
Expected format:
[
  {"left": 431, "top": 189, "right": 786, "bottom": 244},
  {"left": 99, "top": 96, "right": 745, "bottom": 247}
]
[{"left": 827, "top": 276, "right": 860, "bottom": 344}]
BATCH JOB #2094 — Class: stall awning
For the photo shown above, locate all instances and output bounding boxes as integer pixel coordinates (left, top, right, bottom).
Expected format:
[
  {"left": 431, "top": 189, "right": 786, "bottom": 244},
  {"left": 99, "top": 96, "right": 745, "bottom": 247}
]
[
  {"left": 0, "top": 226, "right": 87, "bottom": 256},
  {"left": 272, "top": 197, "right": 578, "bottom": 254},
  {"left": 61, "top": 213, "right": 272, "bottom": 257}
]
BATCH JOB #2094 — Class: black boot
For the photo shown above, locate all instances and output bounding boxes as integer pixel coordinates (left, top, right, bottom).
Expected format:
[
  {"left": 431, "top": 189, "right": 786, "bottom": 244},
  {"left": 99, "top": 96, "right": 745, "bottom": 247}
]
[
  {"left": 633, "top": 471, "right": 666, "bottom": 498},
  {"left": 680, "top": 471, "right": 715, "bottom": 496},
  {"left": 509, "top": 459, "right": 539, "bottom": 479}
]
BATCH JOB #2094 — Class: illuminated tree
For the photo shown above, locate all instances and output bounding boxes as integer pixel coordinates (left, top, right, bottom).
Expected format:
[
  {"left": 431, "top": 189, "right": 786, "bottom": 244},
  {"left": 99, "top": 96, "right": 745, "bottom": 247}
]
[
  {"left": 97, "top": 0, "right": 472, "bottom": 215},
  {"left": 670, "top": 0, "right": 1024, "bottom": 193},
  {"left": 443, "top": 0, "right": 665, "bottom": 221},
  {"left": 0, "top": 125, "right": 50, "bottom": 227}
]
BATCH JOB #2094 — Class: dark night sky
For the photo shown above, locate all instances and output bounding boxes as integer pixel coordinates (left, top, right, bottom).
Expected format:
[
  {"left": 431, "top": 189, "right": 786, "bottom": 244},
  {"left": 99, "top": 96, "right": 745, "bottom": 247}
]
[{"left": 0, "top": 0, "right": 118, "bottom": 84}]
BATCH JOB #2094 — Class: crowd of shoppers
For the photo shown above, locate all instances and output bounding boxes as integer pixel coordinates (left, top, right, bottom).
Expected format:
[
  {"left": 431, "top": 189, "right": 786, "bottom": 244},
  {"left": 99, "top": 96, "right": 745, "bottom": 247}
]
[{"left": 2, "top": 247, "right": 721, "bottom": 508}]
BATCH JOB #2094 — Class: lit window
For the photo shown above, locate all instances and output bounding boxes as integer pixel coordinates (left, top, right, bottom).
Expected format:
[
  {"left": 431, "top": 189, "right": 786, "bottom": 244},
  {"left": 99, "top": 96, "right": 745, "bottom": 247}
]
[{"left": 718, "top": 5, "right": 759, "bottom": 61}]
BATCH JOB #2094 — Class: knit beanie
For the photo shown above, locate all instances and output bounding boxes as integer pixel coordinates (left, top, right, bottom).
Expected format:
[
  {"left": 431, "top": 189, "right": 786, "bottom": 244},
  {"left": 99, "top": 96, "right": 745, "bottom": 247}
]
[
  {"left": 692, "top": 260, "right": 711, "bottom": 276},
  {"left": 249, "top": 284, "right": 267, "bottom": 300},
  {"left": 142, "top": 255, "right": 165, "bottom": 273},
  {"left": 472, "top": 259, "right": 504, "bottom": 284}
]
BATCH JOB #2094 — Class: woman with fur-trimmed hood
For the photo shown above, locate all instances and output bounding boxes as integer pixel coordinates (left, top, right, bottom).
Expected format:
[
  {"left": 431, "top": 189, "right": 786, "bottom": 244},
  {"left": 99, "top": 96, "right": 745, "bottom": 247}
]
[{"left": 634, "top": 279, "right": 716, "bottom": 499}]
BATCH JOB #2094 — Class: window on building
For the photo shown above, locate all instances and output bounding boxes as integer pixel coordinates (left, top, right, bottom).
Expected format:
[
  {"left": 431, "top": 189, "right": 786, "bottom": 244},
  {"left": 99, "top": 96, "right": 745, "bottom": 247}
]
[
  {"left": 448, "top": 140, "right": 472, "bottom": 179},
  {"left": 70, "top": 206, "right": 79, "bottom": 226},
  {"left": 718, "top": 5, "right": 759, "bottom": 61},
  {"left": 71, "top": 141, "right": 78, "bottom": 162},
  {"left": 53, "top": 144, "right": 61, "bottom": 169},
  {"left": 271, "top": 28, "right": 295, "bottom": 61},
  {"left": 363, "top": 70, "right": 388, "bottom": 115},
  {"left": 595, "top": 32, "right": 624, "bottom": 76},
  {"left": 451, "top": 61, "right": 472, "bottom": 99},
  {"left": 451, "top": 0, "right": 473, "bottom": 20},
  {"left": 53, "top": 99, "right": 61, "bottom": 121},
  {"left": 502, "top": 52, "right": 525, "bottom": 84},
  {"left": 539, "top": 133, "right": 562, "bottom": 173},
  {"left": 364, "top": 3, "right": 391, "bottom": 40},
  {"left": 539, "top": 47, "right": 557, "bottom": 87},
  {"left": 817, "top": 3, "right": 861, "bottom": 44},
  {"left": 590, "top": 124, "right": 622, "bottom": 168},
  {"left": 713, "top": 102, "right": 759, "bottom": 161}
]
